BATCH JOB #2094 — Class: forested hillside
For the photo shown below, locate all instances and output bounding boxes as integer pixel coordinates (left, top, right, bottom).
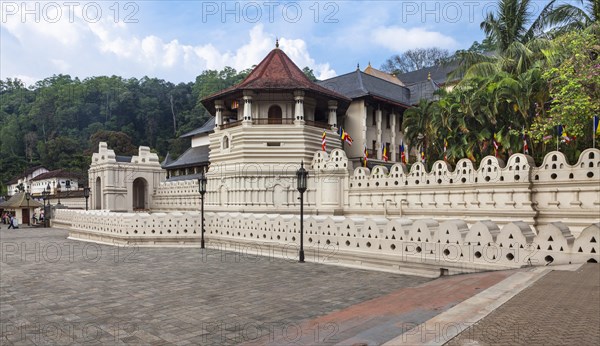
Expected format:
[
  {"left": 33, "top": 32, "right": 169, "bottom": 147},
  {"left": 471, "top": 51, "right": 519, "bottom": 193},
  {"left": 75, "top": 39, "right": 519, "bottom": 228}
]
[
  {"left": 0, "top": 65, "right": 319, "bottom": 194},
  {"left": 0, "top": 67, "right": 253, "bottom": 193}
]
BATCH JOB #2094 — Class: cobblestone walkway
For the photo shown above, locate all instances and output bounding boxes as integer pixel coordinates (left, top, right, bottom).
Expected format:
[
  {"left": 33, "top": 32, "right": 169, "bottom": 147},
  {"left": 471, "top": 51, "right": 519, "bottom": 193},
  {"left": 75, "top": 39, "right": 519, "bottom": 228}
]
[
  {"left": 0, "top": 228, "right": 431, "bottom": 345},
  {"left": 446, "top": 263, "right": 600, "bottom": 346}
]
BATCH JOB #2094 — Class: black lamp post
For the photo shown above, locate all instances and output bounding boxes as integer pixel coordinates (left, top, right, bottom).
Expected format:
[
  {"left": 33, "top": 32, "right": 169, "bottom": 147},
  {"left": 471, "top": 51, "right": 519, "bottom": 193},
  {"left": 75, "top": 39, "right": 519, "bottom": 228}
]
[
  {"left": 296, "top": 161, "right": 308, "bottom": 263},
  {"left": 198, "top": 170, "right": 207, "bottom": 249},
  {"left": 25, "top": 191, "right": 31, "bottom": 226},
  {"left": 56, "top": 182, "right": 62, "bottom": 204},
  {"left": 83, "top": 187, "right": 90, "bottom": 211},
  {"left": 42, "top": 183, "right": 51, "bottom": 227}
]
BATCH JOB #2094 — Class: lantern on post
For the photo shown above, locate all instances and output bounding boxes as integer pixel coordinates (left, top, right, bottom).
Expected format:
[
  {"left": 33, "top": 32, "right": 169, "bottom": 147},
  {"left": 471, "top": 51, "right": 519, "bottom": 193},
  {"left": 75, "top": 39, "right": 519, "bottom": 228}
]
[
  {"left": 198, "top": 170, "right": 208, "bottom": 249},
  {"left": 83, "top": 187, "right": 90, "bottom": 211},
  {"left": 296, "top": 161, "right": 308, "bottom": 263}
]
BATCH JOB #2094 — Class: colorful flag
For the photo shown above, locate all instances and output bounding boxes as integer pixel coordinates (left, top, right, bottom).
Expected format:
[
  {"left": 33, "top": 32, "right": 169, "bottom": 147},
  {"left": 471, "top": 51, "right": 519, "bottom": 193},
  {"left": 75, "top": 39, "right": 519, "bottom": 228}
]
[
  {"left": 542, "top": 135, "right": 553, "bottom": 141},
  {"left": 421, "top": 146, "right": 426, "bottom": 164},
  {"left": 321, "top": 131, "right": 327, "bottom": 151},
  {"left": 493, "top": 133, "right": 499, "bottom": 157},
  {"left": 338, "top": 126, "right": 344, "bottom": 138},
  {"left": 559, "top": 125, "right": 572, "bottom": 143},
  {"left": 382, "top": 144, "right": 389, "bottom": 162},
  {"left": 344, "top": 133, "right": 353, "bottom": 146},
  {"left": 400, "top": 141, "right": 406, "bottom": 164},
  {"left": 363, "top": 144, "right": 368, "bottom": 167},
  {"left": 523, "top": 128, "right": 529, "bottom": 155},
  {"left": 594, "top": 116, "right": 600, "bottom": 135},
  {"left": 443, "top": 139, "right": 448, "bottom": 161}
]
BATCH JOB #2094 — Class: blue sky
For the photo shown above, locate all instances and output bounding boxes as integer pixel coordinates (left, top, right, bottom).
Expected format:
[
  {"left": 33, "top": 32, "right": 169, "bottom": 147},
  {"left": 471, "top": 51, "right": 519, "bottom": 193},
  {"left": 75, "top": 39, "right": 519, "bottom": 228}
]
[{"left": 0, "top": 1, "right": 553, "bottom": 85}]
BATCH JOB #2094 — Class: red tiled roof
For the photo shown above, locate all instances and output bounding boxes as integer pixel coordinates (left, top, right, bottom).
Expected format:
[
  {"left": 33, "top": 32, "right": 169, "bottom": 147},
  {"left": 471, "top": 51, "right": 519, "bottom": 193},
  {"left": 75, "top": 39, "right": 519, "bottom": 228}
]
[{"left": 202, "top": 47, "right": 351, "bottom": 105}]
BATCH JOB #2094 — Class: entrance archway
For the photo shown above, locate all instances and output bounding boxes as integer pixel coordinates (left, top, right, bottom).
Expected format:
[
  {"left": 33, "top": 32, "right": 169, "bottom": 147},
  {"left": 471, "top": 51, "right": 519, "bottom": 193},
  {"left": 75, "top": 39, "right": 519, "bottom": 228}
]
[
  {"left": 95, "top": 177, "right": 102, "bottom": 210},
  {"left": 268, "top": 105, "right": 282, "bottom": 124},
  {"left": 132, "top": 178, "right": 148, "bottom": 210}
]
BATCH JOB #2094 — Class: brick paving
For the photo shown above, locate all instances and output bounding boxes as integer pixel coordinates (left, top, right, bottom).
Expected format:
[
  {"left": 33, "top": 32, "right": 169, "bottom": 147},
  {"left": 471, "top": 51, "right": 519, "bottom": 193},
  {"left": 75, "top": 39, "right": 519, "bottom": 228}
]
[
  {"left": 0, "top": 227, "right": 432, "bottom": 345},
  {"left": 446, "top": 263, "right": 600, "bottom": 346}
]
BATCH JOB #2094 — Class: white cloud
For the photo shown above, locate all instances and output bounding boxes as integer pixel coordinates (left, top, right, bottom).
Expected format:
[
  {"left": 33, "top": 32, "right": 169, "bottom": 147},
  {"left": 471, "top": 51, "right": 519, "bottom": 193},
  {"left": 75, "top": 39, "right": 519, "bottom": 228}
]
[
  {"left": 1, "top": 2, "right": 336, "bottom": 84},
  {"left": 372, "top": 26, "right": 458, "bottom": 52}
]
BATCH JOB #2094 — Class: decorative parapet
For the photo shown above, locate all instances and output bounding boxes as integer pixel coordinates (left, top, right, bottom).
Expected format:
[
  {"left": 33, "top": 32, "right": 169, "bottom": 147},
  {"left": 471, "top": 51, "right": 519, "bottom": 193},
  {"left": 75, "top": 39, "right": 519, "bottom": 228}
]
[
  {"left": 56, "top": 209, "right": 600, "bottom": 277},
  {"left": 90, "top": 142, "right": 117, "bottom": 166}
]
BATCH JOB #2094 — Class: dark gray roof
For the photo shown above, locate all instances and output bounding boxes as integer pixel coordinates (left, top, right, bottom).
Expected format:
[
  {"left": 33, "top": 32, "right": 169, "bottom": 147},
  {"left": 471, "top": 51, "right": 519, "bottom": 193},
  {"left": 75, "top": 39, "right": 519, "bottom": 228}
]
[
  {"left": 165, "top": 173, "right": 204, "bottom": 182},
  {"left": 319, "top": 70, "right": 411, "bottom": 107},
  {"left": 161, "top": 152, "right": 174, "bottom": 167},
  {"left": 116, "top": 155, "right": 132, "bottom": 163},
  {"left": 408, "top": 79, "right": 441, "bottom": 105},
  {"left": 180, "top": 118, "right": 215, "bottom": 138},
  {"left": 162, "top": 145, "right": 210, "bottom": 169},
  {"left": 396, "top": 62, "right": 459, "bottom": 86}
]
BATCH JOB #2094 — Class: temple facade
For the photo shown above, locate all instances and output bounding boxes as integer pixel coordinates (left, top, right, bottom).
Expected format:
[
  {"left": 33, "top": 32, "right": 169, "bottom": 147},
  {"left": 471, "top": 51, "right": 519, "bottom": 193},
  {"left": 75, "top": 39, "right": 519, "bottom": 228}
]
[{"left": 53, "top": 44, "right": 600, "bottom": 277}]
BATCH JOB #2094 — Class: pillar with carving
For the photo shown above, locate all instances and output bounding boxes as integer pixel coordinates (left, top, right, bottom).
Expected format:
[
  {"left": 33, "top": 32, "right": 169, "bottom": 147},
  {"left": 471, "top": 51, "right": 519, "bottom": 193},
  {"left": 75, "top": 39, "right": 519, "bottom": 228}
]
[
  {"left": 390, "top": 112, "right": 397, "bottom": 161},
  {"left": 294, "top": 90, "right": 305, "bottom": 125},
  {"left": 242, "top": 91, "right": 253, "bottom": 125},
  {"left": 376, "top": 108, "right": 382, "bottom": 160},
  {"left": 328, "top": 100, "right": 338, "bottom": 128},
  {"left": 215, "top": 100, "right": 224, "bottom": 130}
]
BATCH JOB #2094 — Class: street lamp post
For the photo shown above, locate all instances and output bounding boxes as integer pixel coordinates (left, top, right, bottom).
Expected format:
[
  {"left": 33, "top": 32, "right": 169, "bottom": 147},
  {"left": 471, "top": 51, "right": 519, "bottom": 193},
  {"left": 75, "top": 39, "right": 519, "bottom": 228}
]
[
  {"left": 56, "top": 183, "right": 62, "bottom": 204},
  {"left": 42, "top": 184, "right": 50, "bottom": 228},
  {"left": 296, "top": 161, "right": 308, "bottom": 263},
  {"left": 45, "top": 183, "right": 51, "bottom": 227},
  {"left": 25, "top": 192, "right": 31, "bottom": 226},
  {"left": 83, "top": 187, "right": 90, "bottom": 211},
  {"left": 198, "top": 170, "right": 207, "bottom": 249}
]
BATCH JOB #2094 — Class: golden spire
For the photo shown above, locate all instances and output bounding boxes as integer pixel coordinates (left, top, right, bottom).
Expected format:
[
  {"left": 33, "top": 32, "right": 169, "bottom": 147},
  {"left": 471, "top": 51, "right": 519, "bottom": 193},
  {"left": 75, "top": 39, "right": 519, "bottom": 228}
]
[{"left": 427, "top": 72, "right": 431, "bottom": 80}]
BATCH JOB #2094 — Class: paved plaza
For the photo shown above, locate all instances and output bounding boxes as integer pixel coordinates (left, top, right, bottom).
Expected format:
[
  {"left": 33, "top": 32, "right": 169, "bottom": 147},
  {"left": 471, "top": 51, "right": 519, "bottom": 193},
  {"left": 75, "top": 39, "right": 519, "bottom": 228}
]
[
  {"left": 1, "top": 227, "right": 434, "bottom": 345},
  {"left": 1, "top": 226, "right": 598, "bottom": 345}
]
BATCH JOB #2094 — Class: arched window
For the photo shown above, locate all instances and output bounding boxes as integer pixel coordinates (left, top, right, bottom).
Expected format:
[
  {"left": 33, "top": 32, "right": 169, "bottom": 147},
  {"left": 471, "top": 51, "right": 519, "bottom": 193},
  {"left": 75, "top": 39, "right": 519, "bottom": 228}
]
[
  {"left": 268, "top": 105, "right": 282, "bottom": 124},
  {"left": 222, "top": 136, "right": 230, "bottom": 149},
  {"left": 132, "top": 178, "right": 147, "bottom": 210}
]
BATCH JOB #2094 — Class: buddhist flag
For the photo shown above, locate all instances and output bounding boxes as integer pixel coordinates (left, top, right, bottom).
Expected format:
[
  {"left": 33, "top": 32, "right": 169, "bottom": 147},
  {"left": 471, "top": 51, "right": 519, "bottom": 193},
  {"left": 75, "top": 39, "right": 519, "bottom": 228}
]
[
  {"left": 492, "top": 133, "right": 499, "bottom": 157},
  {"left": 558, "top": 125, "right": 572, "bottom": 143},
  {"left": 594, "top": 116, "right": 600, "bottom": 135},
  {"left": 382, "top": 144, "right": 389, "bottom": 162},
  {"left": 421, "top": 146, "right": 426, "bottom": 163},
  {"left": 338, "top": 126, "right": 344, "bottom": 138},
  {"left": 321, "top": 131, "right": 327, "bottom": 151},
  {"left": 523, "top": 128, "right": 529, "bottom": 155},
  {"left": 344, "top": 133, "right": 353, "bottom": 146},
  {"left": 400, "top": 141, "right": 406, "bottom": 164},
  {"left": 363, "top": 144, "right": 368, "bottom": 167},
  {"left": 443, "top": 139, "right": 448, "bottom": 161}
]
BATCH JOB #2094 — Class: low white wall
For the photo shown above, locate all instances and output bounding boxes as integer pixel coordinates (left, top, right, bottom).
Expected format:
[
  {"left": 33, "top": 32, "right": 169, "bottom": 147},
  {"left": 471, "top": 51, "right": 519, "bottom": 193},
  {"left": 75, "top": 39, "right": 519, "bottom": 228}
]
[{"left": 54, "top": 209, "right": 600, "bottom": 277}]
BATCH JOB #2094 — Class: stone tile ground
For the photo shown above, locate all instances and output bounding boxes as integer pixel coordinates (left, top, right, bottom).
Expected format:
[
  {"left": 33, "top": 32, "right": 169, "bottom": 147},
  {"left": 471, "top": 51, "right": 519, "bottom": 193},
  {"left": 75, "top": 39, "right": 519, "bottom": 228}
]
[
  {"left": 0, "top": 227, "right": 431, "bottom": 345},
  {"left": 446, "top": 263, "right": 600, "bottom": 346}
]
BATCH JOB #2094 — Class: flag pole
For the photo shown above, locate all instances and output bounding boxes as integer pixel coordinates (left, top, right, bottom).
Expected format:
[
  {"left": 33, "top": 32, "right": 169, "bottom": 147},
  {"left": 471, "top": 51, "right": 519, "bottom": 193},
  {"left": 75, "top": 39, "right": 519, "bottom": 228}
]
[{"left": 594, "top": 117, "right": 596, "bottom": 149}]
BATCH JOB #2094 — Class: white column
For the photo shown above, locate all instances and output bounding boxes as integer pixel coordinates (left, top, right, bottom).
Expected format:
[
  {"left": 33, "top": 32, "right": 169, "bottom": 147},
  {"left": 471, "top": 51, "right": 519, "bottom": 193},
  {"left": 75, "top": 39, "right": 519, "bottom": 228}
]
[
  {"left": 376, "top": 108, "right": 382, "bottom": 160},
  {"left": 242, "top": 91, "right": 253, "bottom": 125},
  {"left": 328, "top": 100, "right": 338, "bottom": 128},
  {"left": 390, "top": 112, "right": 397, "bottom": 161},
  {"left": 294, "top": 90, "right": 305, "bottom": 125},
  {"left": 215, "top": 100, "right": 224, "bottom": 130}
]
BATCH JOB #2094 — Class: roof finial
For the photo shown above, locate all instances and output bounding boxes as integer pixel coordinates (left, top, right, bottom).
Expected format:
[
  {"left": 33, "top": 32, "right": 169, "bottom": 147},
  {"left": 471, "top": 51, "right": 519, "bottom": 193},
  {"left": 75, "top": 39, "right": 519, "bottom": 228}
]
[
  {"left": 368, "top": 61, "right": 371, "bottom": 67},
  {"left": 427, "top": 72, "right": 431, "bottom": 80},
  {"left": 275, "top": 37, "right": 279, "bottom": 48},
  {"left": 357, "top": 63, "right": 360, "bottom": 70}
]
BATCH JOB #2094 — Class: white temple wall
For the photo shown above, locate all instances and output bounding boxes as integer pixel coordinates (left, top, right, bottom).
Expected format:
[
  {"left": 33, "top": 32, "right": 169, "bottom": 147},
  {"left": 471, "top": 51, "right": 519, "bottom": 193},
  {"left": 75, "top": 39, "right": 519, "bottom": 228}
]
[
  {"left": 149, "top": 148, "right": 600, "bottom": 235},
  {"left": 54, "top": 208, "right": 600, "bottom": 277}
]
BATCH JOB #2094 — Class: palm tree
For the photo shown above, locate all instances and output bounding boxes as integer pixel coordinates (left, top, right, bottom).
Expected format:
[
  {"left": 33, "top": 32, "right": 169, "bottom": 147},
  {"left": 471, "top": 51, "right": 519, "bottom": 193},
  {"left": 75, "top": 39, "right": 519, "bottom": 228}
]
[
  {"left": 546, "top": 0, "right": 599, "bottom": 33},
  {"left": 402, "top": 99, "right": 438, "bottom": 160}
]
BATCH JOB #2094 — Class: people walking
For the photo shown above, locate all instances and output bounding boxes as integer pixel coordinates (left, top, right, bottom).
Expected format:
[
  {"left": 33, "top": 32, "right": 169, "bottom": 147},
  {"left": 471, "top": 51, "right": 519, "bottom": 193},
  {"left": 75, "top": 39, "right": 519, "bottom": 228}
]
[{"left": 7, "top": 215, "right": 14, "bottom": 229}]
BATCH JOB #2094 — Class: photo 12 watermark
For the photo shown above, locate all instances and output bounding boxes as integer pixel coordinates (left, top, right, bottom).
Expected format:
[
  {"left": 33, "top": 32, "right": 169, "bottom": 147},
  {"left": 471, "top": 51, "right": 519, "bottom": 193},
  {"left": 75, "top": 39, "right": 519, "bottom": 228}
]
[
  {"left": 200, "top": 1, "right": 339, "bottom": 24},
  {"left": 1, "top": 1, "right": 139, "bottom": 24}
]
